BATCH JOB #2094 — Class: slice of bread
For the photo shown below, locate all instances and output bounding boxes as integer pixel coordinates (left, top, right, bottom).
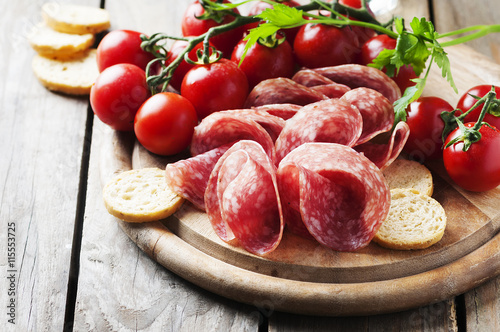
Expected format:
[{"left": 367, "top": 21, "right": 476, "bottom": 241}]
[
  {"left": 32, "top": 48, "right": 99, "bottom": 95},
  {"left": 103, "top": 168, "right": 184, "bottom": 223},
  {"left": 372, "top": 188, "right": 446, "bottom": 250},
  {"left": 382, "top": 158, "right": 434, "bottom": 196},
  {"left": 42, "top": 2, "right": 110, "bottom": 34},
  {"left": 28, "top": 23, "right": 95, "bottom": 58}
]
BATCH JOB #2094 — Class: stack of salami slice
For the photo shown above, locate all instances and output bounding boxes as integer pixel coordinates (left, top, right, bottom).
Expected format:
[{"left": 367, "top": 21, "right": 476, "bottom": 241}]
[{"left": 166, "top": 64, "right": 410, "bottom": 255}]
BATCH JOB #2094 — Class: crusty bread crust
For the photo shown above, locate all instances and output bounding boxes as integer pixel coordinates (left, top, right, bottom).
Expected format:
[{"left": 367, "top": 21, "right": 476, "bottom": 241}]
[
  {"left": 28, "top": 23, "right": 95, "bottom": 58},
  {"left": 373, "top": 189, "right": 446, "bottom": 250},
  {"left": 382, "top": 158, "right": 434, "bottom": 196},
  {"left": 42, "top": 2, "right": 110, "bottom": 34},
  {"left": 32, "top": 49, "right": 99, "bottom": 95},
  {"left": 102, "top": 168, "right": 185, "bottom": 223}
]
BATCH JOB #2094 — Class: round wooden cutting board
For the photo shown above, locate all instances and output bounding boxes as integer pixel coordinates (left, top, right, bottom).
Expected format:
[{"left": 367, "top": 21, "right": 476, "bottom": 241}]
[{"left": 99, "top": 44, "right": 500, "bottom": 316}]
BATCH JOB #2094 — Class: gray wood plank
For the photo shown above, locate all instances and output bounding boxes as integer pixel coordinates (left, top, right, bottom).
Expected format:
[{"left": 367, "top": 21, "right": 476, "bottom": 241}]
[
  {"left": 433, "top": 1, "right": 500, "bottom": 331},
  {"left": 0, "top": 0, "right": 100, "bottom": 330},
  {"left": 433, "top": 0, "right": 500, "bottom": 63},
  {"left": 73, "top": 0, "right": 261, "bottom": 330}
]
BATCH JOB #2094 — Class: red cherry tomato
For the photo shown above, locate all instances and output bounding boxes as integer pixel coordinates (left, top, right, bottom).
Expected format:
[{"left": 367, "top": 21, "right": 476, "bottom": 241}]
[
  {"left": 338, "top": 0, "right": 376, "bottom": 44},
  {"left": 181, "top": 0, "right": 244, "bottom": 57},
  {"left": 293, "top": 23, "right": 361, "bottom": 68},
  {"left": 165, "top": 39, "right": 215, "bottom": 91},
  {"left": 360, "top": 34, "right": 418, "bottom": 92},
  {"left": 96, "top": 30, "right": 155, "bottom": 72},
  {"left": 181, "top": 58, "right": 249, "bottom": 120},
  {"left": 134, "top": 92, "right": 198, "bottom": 156},
  {"left": 90, "top": 64, "right": 150, "bottom": 131},
  {"left": 456, "top": 85, "right": 500, "bottom": 129},
  {"left": 245, "top": 0, "right": 301, "bottom": 43},
  {"left": 443, "top": 122, "right": 500, "bottom": 192},
  {"left": 230, "top": 35, "right": 294, "bottom": 88},
  {"left": 403, "top": 96, "right": 454, "bottom": 161}
]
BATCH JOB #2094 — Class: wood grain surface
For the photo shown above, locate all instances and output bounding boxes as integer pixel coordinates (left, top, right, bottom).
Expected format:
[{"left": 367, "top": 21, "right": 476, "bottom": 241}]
[{"left": 1, "top": 0, "right": 500, "bottom": 331}]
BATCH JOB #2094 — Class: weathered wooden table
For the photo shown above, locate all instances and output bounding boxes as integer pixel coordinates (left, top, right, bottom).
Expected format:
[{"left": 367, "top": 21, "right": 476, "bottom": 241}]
[{"left": 2, "top": 0, "right": 500, "bottom": 331}]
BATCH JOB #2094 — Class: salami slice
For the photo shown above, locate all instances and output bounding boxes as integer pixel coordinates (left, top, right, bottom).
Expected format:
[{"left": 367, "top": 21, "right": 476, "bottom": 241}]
[
  {"left": 253, "top": 103, "right": 302, "bottom": 120},
  {"left": 190, "top": 111, "right": 276, "bottom": 163},
  {"left": 205, "top": 140, "right": 284, "bottom": 255},
  {"left": 354, "top": 121, "right": 410, "bottom": 170},
  {"left": 165, "top": 145, "right": 231, "bottom": 211},
  {"left": 292, "top": 69, "right": 335, "bottom": 87},
  {"left": 275, "top": 99, "right": 363, "bottom": 163},
  {"left": 310, "top": 83, "right": 351, "bottom": 99},
  {"left": 341, "top": 87, "right": 394, "bottom": 145},
  {"left": 244, "top": 77, "right": 328, "bottom": 108},
  {"left": 277, "top": 143, "right": 390, "bottom": 252},
  {"left": 313, "top": 64, "right": 401, "bottom": 103}
]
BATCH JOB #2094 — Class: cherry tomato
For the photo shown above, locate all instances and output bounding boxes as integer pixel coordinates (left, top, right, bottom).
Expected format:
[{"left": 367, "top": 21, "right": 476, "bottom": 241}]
[
  {"left": 403, "top": 96, "right": 454, "bottom": 161},
  {"left": 245, "top": 0, "right": 301, "bottom": 43},
  {"left": 181, "top": 58, "right": 249, "bottom": 120},
  {"left": 230, "top": 35, "right": 294, "bottom": 88},
  {"left": 90, "top": 64, "right": 150, "bottom": 131},
  {"left": 456, "top": 85, "right": 500, "bottom": 129},
  {"left": 96, "top": 30, "right": 155, "bottom": 72},
  {"left": 360, "top": 34, "right": 418, "bottom": 92},
  {"left": 443, "top": 122, "right": 500, "bottom": 192},
  {"left": 165, "top": 39, "right": 215, "bottom": 91},
  {"left": 134, "top": 92, "right": 198, "bottom": 156},
  {"left": 181, "top": 0, "right": 244, "bottom": 57},
  {"left": 293, "top": 23, "right": 361, "bottom": 68},
  {"left": 338, "top": 0, "right": 376, "bottom": 44}
]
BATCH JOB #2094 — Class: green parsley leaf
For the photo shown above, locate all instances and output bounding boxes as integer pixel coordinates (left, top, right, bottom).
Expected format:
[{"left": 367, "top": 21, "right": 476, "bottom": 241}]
[
  {"left": 393, "top": 78, "right": 426, "bottom": 124},
  {"left": 432, "top": 42, "right": 457, "bottom": 93},
  {"left": 256, "top": 3, "right": 305, "bottom": 27}
]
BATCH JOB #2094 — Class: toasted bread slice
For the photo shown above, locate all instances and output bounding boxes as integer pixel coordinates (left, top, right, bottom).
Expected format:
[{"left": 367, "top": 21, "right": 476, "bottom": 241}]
[
  {"left": 42, "top": 2, "right": 110, "bottom": 34},
  {"left": 103, "top": 168, "right": 184, "bottom": 223},
  {"left": 382, "top": 158, "right": 434, "bottom": 196},
  {"left": 32, "top": 48, "right": 99, "bottom": 95},
  {"left": 372, "top": 188, "right": 446, "bottom": 250},
  {"left": 28, "top": 23, "right": 95, "bottom": 58}
]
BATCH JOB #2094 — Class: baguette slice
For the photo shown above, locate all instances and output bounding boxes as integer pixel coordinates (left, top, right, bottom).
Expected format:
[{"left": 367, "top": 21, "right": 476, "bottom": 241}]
[
  {"left": 382, "top": 158, "right": 434, "bottom": 196},
  {"left": 32, "top": 48, "right": 99, "bottom": 95},
  {"left": 372, "top": 188, "right": 446, "bottom": 250},
  {"left": 42, "top": 2, "right": 110, "bottom": 34},
  {"left": 28, "top": 23, "right": 95, "bottom": 58},
  {"left": 103, "top": 168, "right": 184, "bottom": 223}
]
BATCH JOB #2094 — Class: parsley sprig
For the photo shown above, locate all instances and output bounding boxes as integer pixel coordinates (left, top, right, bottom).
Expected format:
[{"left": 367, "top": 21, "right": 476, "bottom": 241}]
[{"left": 241, "top": 1, "right": 500, "bottom": 127}]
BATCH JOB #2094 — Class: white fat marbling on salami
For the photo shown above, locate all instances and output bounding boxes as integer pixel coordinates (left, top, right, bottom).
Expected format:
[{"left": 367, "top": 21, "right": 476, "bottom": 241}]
[
  {"left": 354, "top": 121, "right": 410, "bottom": 170},
  {"left": 165, "top": 145, "right": 230, "bottom": 211},
  {"left": 313, "top": 64, "right": 401, "bottom": 103},
  {"left": 190, "top": 111, "right": 276, "bottom": 163},
  {"left": 205, "top": 140, "right": 283, "bottom": 255},
  {"left": 277, "top": 143, "right": 390, "bottom": 251},
  {"left": 341, "top": 87, "right": 394, "bottom": 145},
  {"left": 275, "top": 99, "right": 363, "bottom": 163},
  {"left": 244, "top": 77, "right": 328, "bottom": 108}
]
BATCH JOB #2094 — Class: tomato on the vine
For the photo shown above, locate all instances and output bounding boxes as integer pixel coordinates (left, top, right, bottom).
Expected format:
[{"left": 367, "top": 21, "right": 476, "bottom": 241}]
[
  {"left": 360, "top": 34, "right": 418, "bottom": 92},
  {"left": 338, "top": 0, "right": 376, "bottom": 44},
  {"left": 443, "top": 122, "right": 500, "bottom": 192},
  {"left": 181, "top": 58, "right": 249, "bottom": 120},
  {"left": 164, "top": 39, "right": 215, "bottom": 91},
  {"left": 230, "top": 34, "right": 294, "bottom": 88},
  {"left": 96, "top": 30, "right": 155, "bottom": 72},
  {"left": 90, "top": 64, "right": 150, "bottom": 131},
  {"left": 403, "top": 96, "right": 454, "bottom": 161},
  {"left": 181, "top": 0, "right": 244, "bottom": 57},
  {"left": 293, "top": 23, "right": 362, "bottom": 68},
  {"left": 456, "top": 85, "right": 500, "bottom": 129},
  {"left": 134, "top": 92, "right": 198, "bottom": 156}
]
